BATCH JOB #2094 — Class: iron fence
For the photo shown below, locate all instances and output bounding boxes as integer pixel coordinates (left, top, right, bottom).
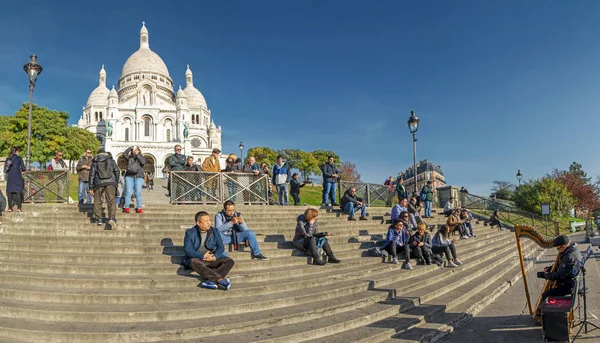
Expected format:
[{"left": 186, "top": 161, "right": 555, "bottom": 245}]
[
  {"left": 338, "top": 181, "right": 393, "bottom": 207},
  {"left": 462, "top": 193, "right": 559, "bottom": 237},
  {"left": 170, "top": 171, "right": 269, "bottom": 205},
  {"left": 23, "top": 170, "right": 70, "bottom": 203}
]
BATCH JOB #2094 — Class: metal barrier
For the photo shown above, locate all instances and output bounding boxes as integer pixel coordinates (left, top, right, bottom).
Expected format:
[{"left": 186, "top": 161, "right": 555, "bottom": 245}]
[
  {"left": 462, "top": 193, "right": 559, "bottom": 237},
  {"left": 338, "top": 181, "right": 393, "bottom": 207},
  {"left": 23, "top": 170, "right": 70, "bottom": 203},
  {"left": 170, "top": 171, "right": 269, "bottom": 205}
]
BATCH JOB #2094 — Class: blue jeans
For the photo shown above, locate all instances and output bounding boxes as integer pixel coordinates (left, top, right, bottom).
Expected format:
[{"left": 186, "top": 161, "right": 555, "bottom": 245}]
[
  {"left": 464, "top": 222, "right": 474, "bottom": 236},
  {"left": 323, "top": 182, "right": 337, "bottom": 205},
  {"left": 220, "top": 230, "right": 261, "bottom": 256},
  {"left": 124, "top": 176, "right": 143, "bottom": 209},
  {"left": 276, "top": 184, "right": 288, "bottom": 205},
  {"left": 425, "top": 200, "right": 432, "bottom": 217},
  {"left": 343, "top": 202, "right": 366, "bottom": 217},
  {"left": 78, "top": 181, "right": 91, "bottom": 204}
]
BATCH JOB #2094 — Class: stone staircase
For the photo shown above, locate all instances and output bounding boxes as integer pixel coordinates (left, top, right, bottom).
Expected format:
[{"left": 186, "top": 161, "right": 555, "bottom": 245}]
[{"left": 0, "top": 204, "right": 541, "bottom": 343}]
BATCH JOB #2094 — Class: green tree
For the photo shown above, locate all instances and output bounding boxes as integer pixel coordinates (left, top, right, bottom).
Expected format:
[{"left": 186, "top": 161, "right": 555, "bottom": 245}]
[
  {"left": 0, "top": 116, "right": 14, "bottom": 156},
  {"left": 513, "top": 176, "right": 575, "bottom": 220},
  {"left": 278, "top": 149, "right": 320, "bottom": 181},
  {"left": 490, "top": 180, "right": 514, "bottom": 200},
  {"left": 245, "top": 146, "right": 277, "bottom": 166},
  {"left": 9, "top": 103, "right": 70, "bottom": 165},
  {"left": 63, "top": 126, "right": 100, "bottom": 169}
]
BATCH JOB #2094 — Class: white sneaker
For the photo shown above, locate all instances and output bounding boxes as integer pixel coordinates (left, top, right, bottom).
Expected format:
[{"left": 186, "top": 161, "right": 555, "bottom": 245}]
[
  {"left": 392, "top": 257, "right": 398, "bottom": 264},
  {"left": 454, "top": 259, "right": 463, "bottom": 265},
  {"left": 461, "top": 235, "right": 469, "bottom": 239},
  {"left": 447, "top": 261, "right": 458, "bottom": 268}
]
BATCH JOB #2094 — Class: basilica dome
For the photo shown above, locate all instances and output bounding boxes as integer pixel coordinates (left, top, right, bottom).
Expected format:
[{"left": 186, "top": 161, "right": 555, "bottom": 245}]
[
  {"left": 120, "top": 22, "right": 171, "bottom": 80},
  {"left": 183, "top": 65, "right": 207, "bottom": 109},
  {"left": 87, "top": 65, "right": 109, "bottom": 106}
]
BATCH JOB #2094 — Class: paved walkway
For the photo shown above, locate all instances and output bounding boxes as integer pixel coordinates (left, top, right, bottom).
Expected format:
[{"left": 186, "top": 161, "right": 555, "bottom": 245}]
[{"left": 442, "top": 232, "right": 600, "bottom": 343}]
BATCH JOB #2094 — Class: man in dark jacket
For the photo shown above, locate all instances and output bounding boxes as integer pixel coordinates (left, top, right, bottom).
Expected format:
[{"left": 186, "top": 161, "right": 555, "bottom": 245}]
[
  {"left": 290, "top": 173, "right": 305, "bottom": 206},
  {"left": 184, "top": 211, "right": 235, "bottom": 290},
  {"left": 89, "top": 149, "right": 120, "bottom": 229},
  {"left": 321, "top": 156, "right": 340, "bottom": 206},
  {"left": 340, "top": 187, "right": 368, "bottom": 221},
  {"left": 537, "top": 235, "right": 582, "bottom": 303},
  {"left": 76, "top": 149, "right": 93, "bottom": 205},
  {"left": 395, "top": 178, "right": 407, "bottom": 203},
  {"left": 167, "top": 145, "right": 186, "bottom": 197}
]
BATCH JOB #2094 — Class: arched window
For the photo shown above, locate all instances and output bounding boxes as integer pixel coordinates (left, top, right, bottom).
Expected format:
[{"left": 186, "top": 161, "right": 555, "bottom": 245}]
[
  {"left": 166, "top": 129, "right": 171, "bottom": 142},
  {"left": 95, "top": 112, "right": 98, "bottom": 121},
  {"left": 192, "top": 115, "right": 196, "bottom": 124},
  {"left": 125, "top": 128, "right": 129, "bottom": 142},
  {"left": 196, "top": 115, "right": 200, "bottom": 124},
  {"left": 99, "top": 112, "right": 103, "bottom": 121},
  {"left": 144, "top": 117, "right": 151, "bottom": 137}
]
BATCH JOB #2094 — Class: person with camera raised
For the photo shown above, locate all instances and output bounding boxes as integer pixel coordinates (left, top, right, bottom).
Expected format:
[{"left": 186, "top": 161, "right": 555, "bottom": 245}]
[
  {"left": 122, "top": 146, "right": 145, "bottom": 213},
  {"left": 214, "top": 200, "right": 269, "bottom": 260}
]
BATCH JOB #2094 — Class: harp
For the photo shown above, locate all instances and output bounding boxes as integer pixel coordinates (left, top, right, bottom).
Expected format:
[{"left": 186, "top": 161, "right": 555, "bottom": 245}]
[{"left": 514, "top": 224, "right": 561, "bottom": 321}]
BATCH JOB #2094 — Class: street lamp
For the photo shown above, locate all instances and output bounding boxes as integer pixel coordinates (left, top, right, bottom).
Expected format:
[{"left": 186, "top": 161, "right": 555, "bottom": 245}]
[
  {"left": 516, "top": 169, "right": 523, "bottom": 186},
  {"left": 407, "top": 110, "right": 420, "bottom": 194},
  {"left": 239, "top": 141, "right": 244, "bottom": 162},
  {"left": 23, "top": 55, "right": 43, "bottom": 169}
]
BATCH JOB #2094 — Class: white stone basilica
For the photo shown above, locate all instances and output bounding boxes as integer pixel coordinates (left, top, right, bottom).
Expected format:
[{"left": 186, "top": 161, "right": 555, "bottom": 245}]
[{"left": 78, "top": 22, "right": 223, "bottom": 175}]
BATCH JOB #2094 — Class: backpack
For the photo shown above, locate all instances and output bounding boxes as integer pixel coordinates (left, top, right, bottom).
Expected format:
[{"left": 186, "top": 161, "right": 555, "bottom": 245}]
[
  {"left": 97, "top": 159, "right": 114, "bottom": 180},
  {"left": 420, "top": 186, "right": 428, "bottom": 201},
  {"left": 3, "top": 158, "right": 12, "bottom": 173},
  {"left": 46, "top": 164, "right": 53, "bottom": 171},
  {"left": 126, "top": 157, "right": 142, "bottom": 175}
]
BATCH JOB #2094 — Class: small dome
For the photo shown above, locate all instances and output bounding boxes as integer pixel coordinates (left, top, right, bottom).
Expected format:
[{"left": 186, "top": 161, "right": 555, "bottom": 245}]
[
  {"left": 183, "top": 86, "right": 207, "bottom": 109},
  {"left": 109, "top": 85, "right": 118, "bottom": 98},
  {"left": 209, "top": 120, "right": 216, "bottom": 129},
  {"left": 87, "top": 85, "right": 109, "bottom": 106},
  {"left": 77, "top": 116, "right": 85, "bottom": 126},
  {"left": 176, "top": 85, "right": 186, "bottom": 98}
]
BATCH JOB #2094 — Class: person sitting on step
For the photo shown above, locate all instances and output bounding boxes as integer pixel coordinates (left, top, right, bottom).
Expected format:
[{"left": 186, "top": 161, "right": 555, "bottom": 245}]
[
  {"left": 391, "top": 197, "right": 418, "bottom": 229},
  {"left": 214, "top": 201, "right": 269, "bottom": 260},
  {"left": 183, "top": 211, "right": 235, "bottom": 290},
  {"left": 399, "top": 210, "right": 417, "bottom": 232},
  {"left": 408, "top": 196, "right": 423, "bottom": 223},
  {"left": 340, "top": 187, "right": 368, "bottom": 221},
  {"left": 447, "top": 208, "right": 469, "bottom": 239},
  {"left": 382, "top": 219, "right": 413, "bottom": 270},
  {"left": 460, "top": 208, "right": 475, "bottom": 237},
  {"left": 432, "top": 224, "right": 462, "bottom": 268},
  {"left": 292, "top": 208, "right": 341, "bottom": 265},
  {"left": 443, "top": 197, "right": 456, "bottom": 216},
  {"left": 488, "top": 210, "right": 504, "bottom": 230},
  {"left": 409, "top": 222, "right": 433, "bottom": 265}
]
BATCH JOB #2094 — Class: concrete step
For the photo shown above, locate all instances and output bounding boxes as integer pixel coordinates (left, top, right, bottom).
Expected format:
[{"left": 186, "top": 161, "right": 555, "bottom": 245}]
[{"left": 0, "top": 237, "right": 521, "bottom": 340}]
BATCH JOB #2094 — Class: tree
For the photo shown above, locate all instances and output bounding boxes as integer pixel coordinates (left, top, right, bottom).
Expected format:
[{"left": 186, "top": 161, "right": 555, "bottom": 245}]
[
  {"left": 513, "top": 176, "right": 575, "bottom": 220},
  {"left": 9, "top": 103, "right": 70, "bottom": 165},
  {"left": 245, "top": 146, "right": 277, "bottom": 166},
  {"left": 553, "top": 163, "right": 599, "bottom": 215},
  {"left": 490, "top": 180, "right": 514, "bottom": 200},
  {"left": 277, "top": 149, "right": 320, "bottom": 181},
  {"left": 62, "top": 126, "right": 100, "bottom": 169},
  {"left": 339, "top": 161, "right": 361, "bottom": 183},
  {"left": 0, "top": 116, "right": 14, "bottom": 156}
]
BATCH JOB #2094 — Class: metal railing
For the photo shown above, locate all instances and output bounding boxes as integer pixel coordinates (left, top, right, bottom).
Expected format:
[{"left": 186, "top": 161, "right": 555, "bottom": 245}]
[
  {"left": 23, "top": 170, "right": 70, "bottom": 203},
  {"left": 338, "top": 181, "right": 393, "bottom": 207},
  {"left": 170, "top": 171, "right": 270, "bottom": 205},
  {"left": 461, "top": 193, "right": 559, "bottom": 237}
]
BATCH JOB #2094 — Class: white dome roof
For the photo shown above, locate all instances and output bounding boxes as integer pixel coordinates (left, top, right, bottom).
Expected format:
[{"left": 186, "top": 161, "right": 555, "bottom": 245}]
[
  {"left": 182, "top": 65, "right": 207, "bottom": 109},
  {"left": 109, "top": 85, "right": 118, "bottom": 98},
  {"left": 183, "top": 86, "right": 207, "bottom": 109},
  {"left": 87, "top": 85, "right": 109, "bottom": 106},
  {"left": 176, "top": 85, "right": 186, "bottom": 98},
  {"left": 120, "top": 22, "right": 171, "bottom": 79}
]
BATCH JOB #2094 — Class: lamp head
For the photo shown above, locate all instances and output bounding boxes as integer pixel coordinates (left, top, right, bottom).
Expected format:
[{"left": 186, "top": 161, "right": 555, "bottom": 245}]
[
  {"left": 23, "top": 54, "right": 43, "bottom": 85},
  {"left": 407, "top": 110, "right": 420, "bottom": 134}
]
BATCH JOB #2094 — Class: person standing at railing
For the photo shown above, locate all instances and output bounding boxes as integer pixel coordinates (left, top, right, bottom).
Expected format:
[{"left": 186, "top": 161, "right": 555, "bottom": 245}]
[
  {"left": 420, "top": 181, "right": 434, "bottom": 218},
  {"left": 321, "top": 155, "right": 340, "bottom": 207},
  {"left": 51, "top": 151, "right": 69, "bottom": 201},
  {"left": 76, "top": 149, "right": 93, "bottom": 205},
  {"left": 167, "top": 145, "right": 186, "bottom": 197},
  {"left": 273, "top": 155, "right": 292, "bottom": 206},
  {"left": 242, "top": 156, "right": 262, "bottom": 203},
  {"left": 224, "top": 154, "right": 242, "bottom": 202},
  {"left": 395, "top": 177, "right": 407, "bottom": 204},
  {"left": 5, "top": 147, "right": 26, "bottom": 212},
  {"left": 122, "top": 146, "right": 145, "bottom": 214},
  {"left": 201, "top": 148, "right": 221, "bottom": 201}
]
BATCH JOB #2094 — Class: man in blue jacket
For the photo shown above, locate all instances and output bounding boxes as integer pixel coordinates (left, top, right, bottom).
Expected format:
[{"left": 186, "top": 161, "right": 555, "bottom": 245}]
[
  {"left": 184, "top": 211, "right": 235, "bottom": 290},
  {"left": 215, "top": 201, "right": 269, "bottom": 260}
]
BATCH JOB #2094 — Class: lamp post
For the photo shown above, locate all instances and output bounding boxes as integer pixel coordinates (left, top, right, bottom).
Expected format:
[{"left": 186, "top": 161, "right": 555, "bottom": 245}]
[
  {"left": 516, "top": 169, "right": 523, "bottom": 186},
  {"left": 407, "top": 110, "right": 420, "bottom": 194},
  {"left": 239, "top": 141, "right": 244, "bottom": 162},
  {"left": 23, "top": 55, "right": 43, "bottom": 169}
]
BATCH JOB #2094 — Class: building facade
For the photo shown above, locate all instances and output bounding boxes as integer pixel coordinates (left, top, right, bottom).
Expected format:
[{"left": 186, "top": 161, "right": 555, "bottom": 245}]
[
  {"left": 398, "top": 159, "right": 447, "bottom": 197},
  {"left": 78, "top": 22, "right": 222, "bottom": 175}
]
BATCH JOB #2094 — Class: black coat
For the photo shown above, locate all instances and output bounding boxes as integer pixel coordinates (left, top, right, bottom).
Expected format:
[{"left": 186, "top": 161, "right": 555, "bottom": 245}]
[
  {"left": 89, "top": 154, "right": 120, "bottom": 190},
  {"left": 290, "top": 178, "right": 304, "bottom": 194},
  {"left": 543, "top": 243, "right": 582, "bottom": 290},
  {"left": 123, "top": 147, "right": 146, "bottom": 178},
  {"left": 6, "top": 155, "right": 26, "bottom": 193}
]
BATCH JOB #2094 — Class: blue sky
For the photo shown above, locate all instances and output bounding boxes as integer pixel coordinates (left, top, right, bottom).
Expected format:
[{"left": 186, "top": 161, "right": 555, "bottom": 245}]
[{"left": 2, "top": 0, "right": 600, "bottom": 195}]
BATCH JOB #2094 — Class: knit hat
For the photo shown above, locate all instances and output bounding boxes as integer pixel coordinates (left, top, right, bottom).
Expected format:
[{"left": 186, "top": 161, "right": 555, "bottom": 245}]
[{"left": 553, "top": 235, "right": 570, "bottom": 247}]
